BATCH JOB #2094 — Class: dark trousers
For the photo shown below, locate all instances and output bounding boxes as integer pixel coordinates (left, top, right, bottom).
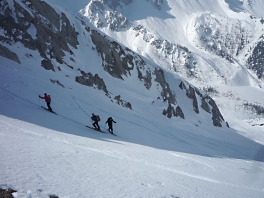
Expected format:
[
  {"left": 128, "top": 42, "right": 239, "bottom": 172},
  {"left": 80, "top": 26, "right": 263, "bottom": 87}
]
[
  {"left": 108, "top": 124, "right": 113, "bottom": 132},
  {"left": 46, "top": 102, "right": 52, "bottom": 112},
  {"left": 93, "top": 121, "right": 100, "bottom": 130}
]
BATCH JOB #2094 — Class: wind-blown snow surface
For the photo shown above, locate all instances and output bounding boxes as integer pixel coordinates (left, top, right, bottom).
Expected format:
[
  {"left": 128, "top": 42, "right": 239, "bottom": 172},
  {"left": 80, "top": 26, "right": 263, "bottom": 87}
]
[
  {"left": 1, "top": 0, "right": 264, "bottom": 198},
  {"left": 1, "top": 47, "right": 264, "bottom": 198},
  {"left": 1, "top": 57, "right": 264, "bottom": 198}
]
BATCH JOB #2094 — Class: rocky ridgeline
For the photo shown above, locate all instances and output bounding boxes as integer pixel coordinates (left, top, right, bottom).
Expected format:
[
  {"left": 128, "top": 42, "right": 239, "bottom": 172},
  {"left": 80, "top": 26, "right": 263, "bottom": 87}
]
[{"left": 0, "top": 0, "right": 226, "bottom": 127}]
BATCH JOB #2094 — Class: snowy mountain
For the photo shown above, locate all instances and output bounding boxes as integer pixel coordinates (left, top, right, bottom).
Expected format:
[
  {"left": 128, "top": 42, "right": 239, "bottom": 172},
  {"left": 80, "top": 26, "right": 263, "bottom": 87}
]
[
  {"left": 0, "top": 0, "right": 228, "bottom": 127},
  {"left": 80, "top": 0, "right": 264, "bottom": 129},
  {"left": 0, "top": 0, "right": 264, "bottom": 198}
]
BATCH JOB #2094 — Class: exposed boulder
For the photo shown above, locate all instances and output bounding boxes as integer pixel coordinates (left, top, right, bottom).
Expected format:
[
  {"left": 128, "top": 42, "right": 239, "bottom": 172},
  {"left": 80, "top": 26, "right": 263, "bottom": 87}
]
[
  {"left": 76, "top": 71, "right": 108, "bottom": 94},
  {"left": 175, "top": 106, "right": 185, "bottom": 119},
  {"left": 114, "top": 95, "right": 132, "bottom": 110},
  {"left": 0, "top": 188, "right": 17, "bottom": 198},
  {"left": 163, "top": 103, "right": 176, "bottom": 118},
  {"left": 0, "top": 45, "right": 20, "bottom": 64}
]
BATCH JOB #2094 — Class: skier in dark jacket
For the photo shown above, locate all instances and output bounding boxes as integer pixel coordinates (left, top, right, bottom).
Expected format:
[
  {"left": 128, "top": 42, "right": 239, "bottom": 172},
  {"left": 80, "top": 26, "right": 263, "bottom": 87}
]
[
  {"left": 39, "top": 93, "right": 53, "bottom": 112},
  {"left": 91, "top": 113, "right": 101, "bottom": 131},
  {"left": 105, "top": 117, "right": 116, "bottom": 133}
]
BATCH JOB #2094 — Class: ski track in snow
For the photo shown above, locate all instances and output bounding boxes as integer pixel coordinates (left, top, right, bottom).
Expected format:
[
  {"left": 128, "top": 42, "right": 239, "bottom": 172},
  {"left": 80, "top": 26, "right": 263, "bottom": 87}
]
[
  {"left": 169, "top": 152, "right": 216, "bottom": 171},
  {"left": 0, "top": 118, "right": 217, "bottom": 183},
  {"left": 1, "top": 117, "right": 263, "bottom": 194}
]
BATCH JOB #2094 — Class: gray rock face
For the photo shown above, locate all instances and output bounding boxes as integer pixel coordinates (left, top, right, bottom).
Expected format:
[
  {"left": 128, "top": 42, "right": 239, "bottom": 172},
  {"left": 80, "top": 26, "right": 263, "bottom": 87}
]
[
  {"left": 175, "top": 106, "right": 185, "bottom": 119},
  {"left": 185, "top": 85, "right": 199, "bottom": 114},
  {"left": 114, "top": 95, "right": 132, "bottom": 110},
  {"left": 0, "top": 44, "right": 20, "bottom": 64},
  {"left": 75, "top": 69, "right": 133, "bottom": 110},
  {"left": 201, "top": 97, "right": 211, "bottom": 113},
  {"left": 162, "top": 103, "right": 176, "bottom": 118},
  {"left": 91, "top": 30, "right": 135, "bottom": 80},
  {"left": 41, "top": 59, "right": 55, "bottom": 71},
  {"left": 0, "top": 0, "right": 79, "bottom": 69},
  {"left": 154, "top": 68, "right": 176, "bottom": 105},
  {"left": 162, "top": 104, "right": 184, "bottom": 119},
  {"left": 179, "top": 81, "right": 225, "bottom": 127},
  {"left": 207, "top": 97, "right": 225, "bottom": 127},
  {"left": 137, "top": 67, "right": 152, "bottom": 90},
  {"left": 76, "top": 71, "right": 108, "bottom": 94}
]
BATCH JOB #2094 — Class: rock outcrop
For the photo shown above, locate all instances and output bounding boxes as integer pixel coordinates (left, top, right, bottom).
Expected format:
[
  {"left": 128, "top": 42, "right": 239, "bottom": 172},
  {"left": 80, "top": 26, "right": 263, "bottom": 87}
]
[
  {"left": 0, "top": 0, "right": 79, "bottom": 69},
  {"left": 179, "top": 81, "right": 225, "bottom": 127}
]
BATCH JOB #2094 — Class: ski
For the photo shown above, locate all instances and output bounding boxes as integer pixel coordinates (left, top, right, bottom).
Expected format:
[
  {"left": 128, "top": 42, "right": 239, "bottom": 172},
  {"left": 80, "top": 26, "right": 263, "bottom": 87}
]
[
  {"left": 108, "top": 131, "right": 117, "bottom": 136},
  {"left": 41, "top": 106, "right": 57, "bottom": 115},
  {"left": 86, "top": 126, "right": 106, "bottom": 133}
]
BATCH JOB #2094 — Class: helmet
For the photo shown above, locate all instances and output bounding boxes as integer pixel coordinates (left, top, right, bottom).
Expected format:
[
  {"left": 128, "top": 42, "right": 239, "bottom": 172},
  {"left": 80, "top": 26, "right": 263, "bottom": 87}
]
[{"left": 44, "top": 93, "right": 47, "bottom": 96}]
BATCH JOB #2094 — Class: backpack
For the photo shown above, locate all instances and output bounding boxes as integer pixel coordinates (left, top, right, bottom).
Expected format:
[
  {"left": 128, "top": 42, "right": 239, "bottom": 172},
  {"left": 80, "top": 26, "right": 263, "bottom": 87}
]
[
  {"left": 97, "top": 115, "right": 101, "bottom": 122},
  {"left": 48, "top": 95, "right": 51, "bottom": 102}
]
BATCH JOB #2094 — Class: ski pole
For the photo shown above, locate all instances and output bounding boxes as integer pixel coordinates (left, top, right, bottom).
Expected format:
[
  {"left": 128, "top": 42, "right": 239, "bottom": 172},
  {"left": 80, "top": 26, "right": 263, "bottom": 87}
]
[{"left": 38, "top": 97, "right": 40, "bottom": 109}]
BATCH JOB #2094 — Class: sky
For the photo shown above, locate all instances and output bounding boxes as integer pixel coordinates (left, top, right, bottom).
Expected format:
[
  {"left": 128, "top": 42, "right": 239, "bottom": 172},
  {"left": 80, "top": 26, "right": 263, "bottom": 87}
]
[{"left": 1, "top": 0, "right": 264, "bottom": 198}]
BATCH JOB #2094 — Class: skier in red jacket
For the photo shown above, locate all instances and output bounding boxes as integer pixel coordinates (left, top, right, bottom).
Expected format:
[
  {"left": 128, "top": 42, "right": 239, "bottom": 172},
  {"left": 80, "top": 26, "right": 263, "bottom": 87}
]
[{"left": 39, "top": 93, "right": 53, "bottom": 112}]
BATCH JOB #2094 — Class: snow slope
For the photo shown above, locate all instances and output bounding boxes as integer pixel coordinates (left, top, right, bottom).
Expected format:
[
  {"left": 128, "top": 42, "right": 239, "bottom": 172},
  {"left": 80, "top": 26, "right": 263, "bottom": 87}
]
[
  {"left": 1, "top": 0, "right": 264, "bottom": 198},
  {"left": 1, "top": 56, "right": 264, "bottom": 198}
]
